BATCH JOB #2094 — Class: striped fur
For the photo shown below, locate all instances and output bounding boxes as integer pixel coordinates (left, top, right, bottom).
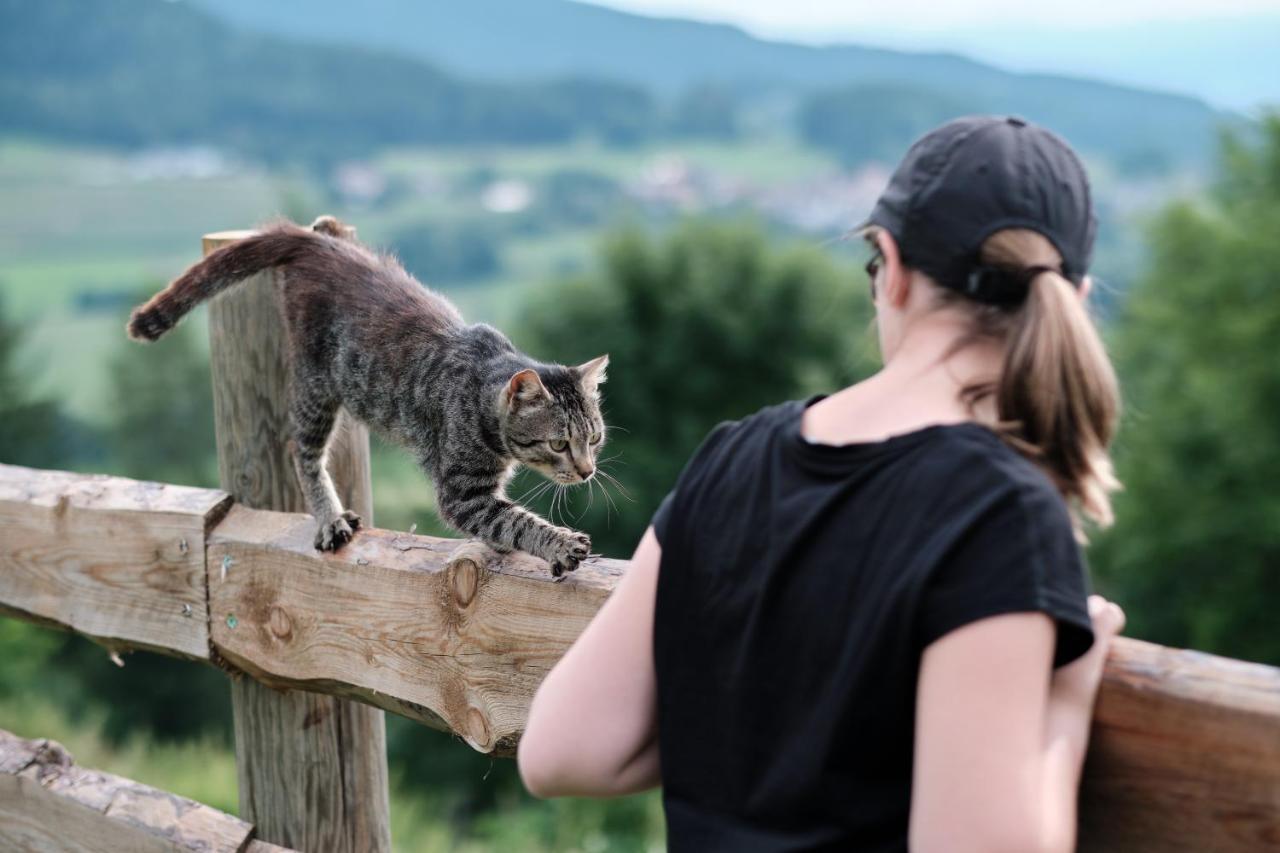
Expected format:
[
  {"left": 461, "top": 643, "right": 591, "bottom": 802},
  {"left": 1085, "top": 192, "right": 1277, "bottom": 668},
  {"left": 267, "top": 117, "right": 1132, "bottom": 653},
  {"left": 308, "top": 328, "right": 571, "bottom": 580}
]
[{"left": 127, "top": 216, "right": 608, "bottom": 576}]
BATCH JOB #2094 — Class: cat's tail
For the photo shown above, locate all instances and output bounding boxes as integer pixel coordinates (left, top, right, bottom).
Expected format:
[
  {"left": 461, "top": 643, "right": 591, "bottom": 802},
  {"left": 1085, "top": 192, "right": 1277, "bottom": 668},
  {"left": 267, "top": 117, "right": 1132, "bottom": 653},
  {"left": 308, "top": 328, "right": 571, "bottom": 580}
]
[{"left": 127, "top": 222, "right": 325, "bottom": 342}]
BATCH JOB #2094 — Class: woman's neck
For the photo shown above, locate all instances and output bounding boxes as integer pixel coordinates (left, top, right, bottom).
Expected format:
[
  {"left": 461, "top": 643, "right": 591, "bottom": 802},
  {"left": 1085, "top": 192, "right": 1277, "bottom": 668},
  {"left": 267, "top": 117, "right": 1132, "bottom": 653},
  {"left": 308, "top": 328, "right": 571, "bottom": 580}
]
[{"left": 804, "top": 315, "right": 1004, "bottom": 443}]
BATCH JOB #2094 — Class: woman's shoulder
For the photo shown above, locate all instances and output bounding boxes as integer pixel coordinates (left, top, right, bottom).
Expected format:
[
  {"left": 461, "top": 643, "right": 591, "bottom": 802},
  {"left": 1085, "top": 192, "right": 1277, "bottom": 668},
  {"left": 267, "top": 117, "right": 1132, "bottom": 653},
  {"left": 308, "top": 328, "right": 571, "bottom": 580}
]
[
  {"left": 671, "top": 398, "right": 809, "bottom": 484},
  {"left": 926, "top": 424, "right": 1076, "bottom": 533}
]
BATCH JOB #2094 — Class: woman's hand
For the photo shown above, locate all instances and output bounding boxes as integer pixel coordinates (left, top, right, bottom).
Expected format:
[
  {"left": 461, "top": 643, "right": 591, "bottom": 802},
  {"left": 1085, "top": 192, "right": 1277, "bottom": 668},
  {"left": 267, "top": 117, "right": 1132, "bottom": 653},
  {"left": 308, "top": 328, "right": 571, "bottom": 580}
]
[{"left": 1050, "top": 594, "right": 1126, "bottom": 708}]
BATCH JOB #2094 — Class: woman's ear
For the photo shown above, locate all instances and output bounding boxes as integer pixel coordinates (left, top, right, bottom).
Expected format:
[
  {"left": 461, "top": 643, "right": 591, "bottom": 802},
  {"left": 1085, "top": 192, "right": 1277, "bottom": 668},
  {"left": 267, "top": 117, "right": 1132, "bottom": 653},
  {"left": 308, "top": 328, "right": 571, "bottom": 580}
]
[
  {"left": 876, "top": 229, "right": 911, "bottom": 308},
  {"left": 1079, "top": 275, "right": 1093, "bottom": 302}
]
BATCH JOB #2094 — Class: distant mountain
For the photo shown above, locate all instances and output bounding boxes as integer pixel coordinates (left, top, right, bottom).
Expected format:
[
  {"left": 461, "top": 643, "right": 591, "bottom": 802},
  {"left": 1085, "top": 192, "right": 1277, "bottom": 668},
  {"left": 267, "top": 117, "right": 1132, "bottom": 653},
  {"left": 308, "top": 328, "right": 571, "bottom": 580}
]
[
  {"left": 814, "top": 15, "right": 1280, "bottom": 113},
  {"left": 0, "top": 0, "right": 660, "bottom": 161},
  {"left": 190, "top": 0, "right": 1247, "bottom": 172}
]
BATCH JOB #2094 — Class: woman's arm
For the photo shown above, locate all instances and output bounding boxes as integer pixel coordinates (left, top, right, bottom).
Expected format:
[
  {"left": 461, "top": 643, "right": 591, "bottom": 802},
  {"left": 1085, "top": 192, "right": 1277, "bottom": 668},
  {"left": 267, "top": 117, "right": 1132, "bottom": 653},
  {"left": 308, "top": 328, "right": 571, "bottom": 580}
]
[
  {"left": 517, "top": 526, "right": 664, "bottom": 798},
  {"left": 909, "top": 596, "right": 1124, "bottom": 853},
  {"left": 1037, "top": 596, "right": 1126, "bottom": 851}
]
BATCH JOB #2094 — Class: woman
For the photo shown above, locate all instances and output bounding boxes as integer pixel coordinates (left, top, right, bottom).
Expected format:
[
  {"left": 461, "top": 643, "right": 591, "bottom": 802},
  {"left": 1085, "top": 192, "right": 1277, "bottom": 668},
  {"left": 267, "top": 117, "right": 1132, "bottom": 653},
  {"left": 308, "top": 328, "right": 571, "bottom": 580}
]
[{"left": 518, "top": 114, "right": 1128, "bottom": 853}]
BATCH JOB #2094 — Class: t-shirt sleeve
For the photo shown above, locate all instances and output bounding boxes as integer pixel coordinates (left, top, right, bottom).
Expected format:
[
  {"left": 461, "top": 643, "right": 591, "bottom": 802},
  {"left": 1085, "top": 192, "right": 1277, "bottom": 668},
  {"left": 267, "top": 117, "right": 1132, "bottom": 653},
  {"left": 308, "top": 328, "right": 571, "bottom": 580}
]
[
  {"left": 915, "top": 482, "right": 1095, "bottom": 669},
  {"left": 649, "top": 420, "right": 738, "bottom": 548},
  {"left": 651, "top": 489, "right": 676, "bottom": 545}
]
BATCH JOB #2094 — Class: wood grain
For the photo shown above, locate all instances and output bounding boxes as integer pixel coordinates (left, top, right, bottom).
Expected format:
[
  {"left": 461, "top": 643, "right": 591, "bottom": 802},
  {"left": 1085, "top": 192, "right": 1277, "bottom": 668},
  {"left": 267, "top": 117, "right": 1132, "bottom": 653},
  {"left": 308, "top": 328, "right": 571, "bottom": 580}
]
[
  {"left": 0, "top": 727, "right": 287, "bottom": 853},
  {"left": 208, "top": 507, "right": 623, "bottom": 755},
  {"left": 205, "top": 230, "right": 390, "bottom": 853},
  {"left": 0, "top": 463, "right": 230, "bottom": 660},
  {"left": 1079, "top": 638, "right": 1280, "bottom": 851}
]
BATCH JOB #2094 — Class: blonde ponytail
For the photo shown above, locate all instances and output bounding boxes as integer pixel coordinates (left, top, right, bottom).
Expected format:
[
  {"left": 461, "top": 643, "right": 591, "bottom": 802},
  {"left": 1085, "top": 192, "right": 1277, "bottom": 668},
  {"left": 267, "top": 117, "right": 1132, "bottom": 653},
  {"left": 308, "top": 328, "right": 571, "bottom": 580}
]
[{"left": 942, "top": 228, "right": 1121, "bottom": 542}]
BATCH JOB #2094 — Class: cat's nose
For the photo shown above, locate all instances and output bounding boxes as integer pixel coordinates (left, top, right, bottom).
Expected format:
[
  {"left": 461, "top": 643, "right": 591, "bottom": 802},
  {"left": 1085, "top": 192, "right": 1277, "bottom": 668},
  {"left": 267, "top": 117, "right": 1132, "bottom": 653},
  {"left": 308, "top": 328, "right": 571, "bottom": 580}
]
[{"left": 577, "top": 466, "right": 595, "bottom": 481}]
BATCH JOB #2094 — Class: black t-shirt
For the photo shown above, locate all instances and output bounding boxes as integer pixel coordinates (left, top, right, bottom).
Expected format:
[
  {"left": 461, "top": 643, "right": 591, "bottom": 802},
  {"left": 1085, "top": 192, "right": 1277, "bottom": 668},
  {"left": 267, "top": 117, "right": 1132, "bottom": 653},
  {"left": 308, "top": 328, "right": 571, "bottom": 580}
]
[{"left": 649, "top": 395, "right": 1095, "bottom": 852}]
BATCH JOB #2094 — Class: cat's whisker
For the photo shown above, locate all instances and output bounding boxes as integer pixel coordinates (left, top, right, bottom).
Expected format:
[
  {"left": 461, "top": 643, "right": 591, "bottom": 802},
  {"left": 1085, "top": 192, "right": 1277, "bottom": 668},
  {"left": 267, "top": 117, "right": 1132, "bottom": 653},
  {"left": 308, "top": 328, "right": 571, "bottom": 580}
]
[
  {"left": 552, "top": 484, "right": 567, "bottom": 526},
  {"left": 572, "top": 485, "right": 591, "bottom": 524},
  {"left": 522, "top": 483, "right": 553, "bottom": 509},
  {"left": 595, "top": 475, "right": 620, "bottom": 518},
  {"left": 597, "top": 469, "right": 634, "bottom": 502},
  {"left": 516, "top": 479, "right": 553, "bottom": 505},
  {"left": 595, "top": 476, "right": 617, "bottom": 527}
]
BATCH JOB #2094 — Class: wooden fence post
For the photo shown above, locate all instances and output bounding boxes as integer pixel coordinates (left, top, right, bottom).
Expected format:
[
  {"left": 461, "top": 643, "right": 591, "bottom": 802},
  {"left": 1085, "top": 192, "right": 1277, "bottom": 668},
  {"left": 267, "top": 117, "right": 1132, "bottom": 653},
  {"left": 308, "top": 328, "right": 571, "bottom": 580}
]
[{"left": 204, "top": 230, "right": 391, "bottom": 852}]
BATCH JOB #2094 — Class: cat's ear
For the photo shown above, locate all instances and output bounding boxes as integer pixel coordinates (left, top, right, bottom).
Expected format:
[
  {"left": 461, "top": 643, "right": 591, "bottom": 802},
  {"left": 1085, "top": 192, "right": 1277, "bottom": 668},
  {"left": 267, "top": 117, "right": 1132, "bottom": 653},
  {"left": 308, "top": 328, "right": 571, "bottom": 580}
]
[
  {"left": 506, "top": 368, "right": 550, "bottom": 408},
  {"left": 576, "top": 354, "right": 609, "bottom": 394}
]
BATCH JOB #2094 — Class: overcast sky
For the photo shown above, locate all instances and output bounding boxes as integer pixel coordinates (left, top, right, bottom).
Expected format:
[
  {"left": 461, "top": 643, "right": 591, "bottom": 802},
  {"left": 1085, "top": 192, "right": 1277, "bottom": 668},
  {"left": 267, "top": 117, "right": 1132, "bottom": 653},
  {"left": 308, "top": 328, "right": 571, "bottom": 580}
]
[{"left": 582, "top": 0, "right": 1280, "bottom": 110}]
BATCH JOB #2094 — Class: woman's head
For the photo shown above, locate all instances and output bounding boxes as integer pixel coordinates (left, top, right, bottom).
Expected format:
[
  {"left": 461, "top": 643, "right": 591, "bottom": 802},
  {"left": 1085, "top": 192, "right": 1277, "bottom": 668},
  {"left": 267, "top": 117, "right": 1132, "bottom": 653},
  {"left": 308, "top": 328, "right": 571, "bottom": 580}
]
[{"left": 854, "top": 116, "right": 1121, "bottom": 541}]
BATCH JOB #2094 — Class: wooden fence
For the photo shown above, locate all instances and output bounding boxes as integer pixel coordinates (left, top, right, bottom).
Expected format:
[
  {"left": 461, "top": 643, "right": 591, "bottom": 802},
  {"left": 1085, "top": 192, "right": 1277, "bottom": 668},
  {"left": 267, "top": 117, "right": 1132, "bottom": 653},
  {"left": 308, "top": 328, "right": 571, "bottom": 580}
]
[
  {"left": 0, "top": 727, "right": 293, "bottom": 853},
  {"left": 0, "top": 228, "right": 1277, "bottom": 851}
]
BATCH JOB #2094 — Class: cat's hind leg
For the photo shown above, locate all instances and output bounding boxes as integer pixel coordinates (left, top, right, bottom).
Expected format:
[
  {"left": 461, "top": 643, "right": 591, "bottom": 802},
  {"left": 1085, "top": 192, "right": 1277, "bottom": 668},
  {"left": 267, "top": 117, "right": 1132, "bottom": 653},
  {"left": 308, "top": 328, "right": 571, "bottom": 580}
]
[{"left": 289, "top": 387, "right": 361, "bottom": 551}]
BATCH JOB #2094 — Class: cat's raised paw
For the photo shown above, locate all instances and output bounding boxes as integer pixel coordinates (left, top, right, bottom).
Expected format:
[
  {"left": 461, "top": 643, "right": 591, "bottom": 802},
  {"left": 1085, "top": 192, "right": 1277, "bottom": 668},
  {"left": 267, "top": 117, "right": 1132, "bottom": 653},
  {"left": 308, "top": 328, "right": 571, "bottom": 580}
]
[
  {"left": 315, "top": 510, "right": 362, "bottom": 551},
  {"left": 545, "top": 528, "right": 591, "bottom": 579}
]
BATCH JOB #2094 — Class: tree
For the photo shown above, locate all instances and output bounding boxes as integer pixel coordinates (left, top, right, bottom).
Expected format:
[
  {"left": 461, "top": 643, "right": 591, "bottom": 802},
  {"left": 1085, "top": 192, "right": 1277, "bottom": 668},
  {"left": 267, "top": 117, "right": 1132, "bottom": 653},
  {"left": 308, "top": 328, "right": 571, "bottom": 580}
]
[
  {"left": 798, "top": 84, "right": 972, "bottom": 167},
  {"left": 1091, "top": 111, "right": 1280, "bottom": 666},
  {"left": 105, "top": 292, "right": 218, "bottom": 488},
  {"left": 515, "top": 217, "right": 878, "bottom": 556},
  {"left": 0, "top": 292, "right": 89, "bottom": 469}
]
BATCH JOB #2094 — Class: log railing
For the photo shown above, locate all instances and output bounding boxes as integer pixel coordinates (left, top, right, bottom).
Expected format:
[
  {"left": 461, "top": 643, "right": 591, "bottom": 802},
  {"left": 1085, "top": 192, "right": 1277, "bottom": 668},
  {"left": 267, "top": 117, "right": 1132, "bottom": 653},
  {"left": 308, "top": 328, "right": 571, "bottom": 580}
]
[
  {"left": 0, "top": 463, "right": 621, "bottom": 755},
  {"left": 2, "top": 460, "right": 1279, "bottom": 851},
  {"left": 0, "top": 727, "right": 294, "bottom": 853}
]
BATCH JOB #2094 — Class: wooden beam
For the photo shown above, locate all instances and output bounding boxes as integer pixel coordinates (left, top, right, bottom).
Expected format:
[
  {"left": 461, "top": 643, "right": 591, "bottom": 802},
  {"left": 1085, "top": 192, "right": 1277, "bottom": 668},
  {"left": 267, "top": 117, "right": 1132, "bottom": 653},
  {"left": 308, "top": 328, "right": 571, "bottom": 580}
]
[
  {"left": 204, "top": 230, "right": 391, "bottom": 853},
  {"left": 0, "top": 463, "right": 230, "bottom": 660},
  {"left": 0, "top": 727, "right": 294, "bottom": 853},
  {"left": 1079, "top": 638, "right": 1280, "bottom": 851},
  {"left": 207, "top": 506, "right": 622, "bottom": 755}
]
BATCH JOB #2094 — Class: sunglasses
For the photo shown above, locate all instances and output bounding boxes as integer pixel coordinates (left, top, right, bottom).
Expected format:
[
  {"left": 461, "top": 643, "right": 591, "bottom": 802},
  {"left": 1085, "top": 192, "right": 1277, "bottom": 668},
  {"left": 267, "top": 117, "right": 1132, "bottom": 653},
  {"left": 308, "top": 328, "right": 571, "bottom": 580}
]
[{"left": 864, "top": 243, "right": 884, "bottom": 301}]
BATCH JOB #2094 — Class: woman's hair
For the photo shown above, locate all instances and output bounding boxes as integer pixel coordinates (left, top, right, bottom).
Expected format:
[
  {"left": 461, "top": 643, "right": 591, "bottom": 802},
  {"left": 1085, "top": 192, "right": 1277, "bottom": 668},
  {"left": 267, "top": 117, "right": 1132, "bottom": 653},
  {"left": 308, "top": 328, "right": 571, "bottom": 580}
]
[{"left": 860, "top": 224, "right": 1121, "bottom": 543}]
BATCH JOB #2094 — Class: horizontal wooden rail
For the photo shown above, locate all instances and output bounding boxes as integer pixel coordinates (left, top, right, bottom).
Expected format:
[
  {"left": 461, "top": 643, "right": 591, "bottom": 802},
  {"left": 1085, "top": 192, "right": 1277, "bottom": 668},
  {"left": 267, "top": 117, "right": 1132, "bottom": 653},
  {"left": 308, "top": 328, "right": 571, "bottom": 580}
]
[
  {"left": 0, "top": 727, "right": 292, "bottom": 852},
  {"left": 0, "top": 462, "right": 620, "bottom": 755},
  {"left": 2, "top": 463, "right": 1279, "bottom": 849}
]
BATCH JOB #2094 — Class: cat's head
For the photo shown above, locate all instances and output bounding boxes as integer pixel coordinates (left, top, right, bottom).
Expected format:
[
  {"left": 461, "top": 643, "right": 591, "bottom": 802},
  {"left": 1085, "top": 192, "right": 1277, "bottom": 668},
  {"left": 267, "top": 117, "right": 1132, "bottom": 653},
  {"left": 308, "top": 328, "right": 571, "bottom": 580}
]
[{"left": 498, "top": 355, "right": 608, "bottom": 484}]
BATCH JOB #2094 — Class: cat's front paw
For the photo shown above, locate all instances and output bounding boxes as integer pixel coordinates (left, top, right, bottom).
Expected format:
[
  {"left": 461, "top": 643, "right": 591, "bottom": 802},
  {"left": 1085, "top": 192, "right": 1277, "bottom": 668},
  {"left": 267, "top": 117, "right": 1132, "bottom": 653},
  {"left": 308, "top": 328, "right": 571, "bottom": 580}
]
[
  {"left": 542, "top": 527, "right": 591, "bottom": 579},
  {"left": 314, "top": 510, "right": 362, "bottom": 551}
]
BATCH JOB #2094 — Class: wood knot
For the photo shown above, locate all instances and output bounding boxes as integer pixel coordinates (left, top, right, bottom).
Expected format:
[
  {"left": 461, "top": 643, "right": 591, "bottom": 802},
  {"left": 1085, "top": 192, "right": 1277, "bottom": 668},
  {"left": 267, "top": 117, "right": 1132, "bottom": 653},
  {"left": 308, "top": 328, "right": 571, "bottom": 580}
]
[
  {"left": 452, "top": 558, "right": 479, "bottom": 608},
  {"left": 446, "top": 541, "right": 490, "bottom": 610},
  {"left": 302, "top": 706, "right": 328, "bottom": 730},
  {"left": 268, "top": 605, "right": 293, "bottom": 640},
  {"left": 466, "top": 706, "right": 492, "bottom": 749}
]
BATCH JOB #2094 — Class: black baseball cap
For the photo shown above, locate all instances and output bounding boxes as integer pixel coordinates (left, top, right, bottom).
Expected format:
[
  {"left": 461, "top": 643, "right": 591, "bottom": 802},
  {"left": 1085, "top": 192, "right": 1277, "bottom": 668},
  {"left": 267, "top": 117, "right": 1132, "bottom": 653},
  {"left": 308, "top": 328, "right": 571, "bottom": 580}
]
[{"left": 855, "top": 114, "right": 1097, "bottom": 306}]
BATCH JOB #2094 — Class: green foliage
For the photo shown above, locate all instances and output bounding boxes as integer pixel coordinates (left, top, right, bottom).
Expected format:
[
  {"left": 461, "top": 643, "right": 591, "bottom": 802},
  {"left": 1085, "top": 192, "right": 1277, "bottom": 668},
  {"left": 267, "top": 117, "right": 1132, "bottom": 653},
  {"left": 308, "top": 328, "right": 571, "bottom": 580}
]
[
  {"left": 0, "top": 621, "right": 59, "bottom": 698},
  {"left": 1091, "top": 111, "right": 1280, "bottom": 665},
  {"left": 104, "top": 294, "right": 217, "bottom": 488},
  {"left": 391, "top": 222, "right": 503, "bottom": 285},
  {"left": 796, "top": 78, "right": 1229, "bottom": 173},
  {"left": 0, "top": 0, "right": 661, "bottom": 164},
  {"left": 666, "top": 84, "right": 741, "bottom": 141},
  {"left": 799, "top": 85, "right": 972, "bottom": 167},
  {"left": 515, "top": 217, "right": 878, "bottom": 556},
  {"left": 0, "top": 292, "right": 91, "bottom": 468}
]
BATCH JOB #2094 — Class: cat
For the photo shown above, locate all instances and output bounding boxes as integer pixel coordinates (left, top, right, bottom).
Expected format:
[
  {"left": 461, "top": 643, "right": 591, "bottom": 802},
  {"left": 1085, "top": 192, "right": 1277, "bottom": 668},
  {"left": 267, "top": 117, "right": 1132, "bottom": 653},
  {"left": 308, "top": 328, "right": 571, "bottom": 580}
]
[{"left": 127, "top": 215, "right": 607, "bottom": 577}]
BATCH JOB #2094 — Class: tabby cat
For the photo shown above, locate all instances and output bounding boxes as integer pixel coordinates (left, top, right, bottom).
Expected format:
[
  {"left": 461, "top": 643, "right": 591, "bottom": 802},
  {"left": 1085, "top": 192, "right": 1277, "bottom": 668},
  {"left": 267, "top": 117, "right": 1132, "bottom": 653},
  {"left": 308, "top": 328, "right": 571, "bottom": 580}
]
[{"left": 128, "top": 216, "right": 606, "bottom": 577}]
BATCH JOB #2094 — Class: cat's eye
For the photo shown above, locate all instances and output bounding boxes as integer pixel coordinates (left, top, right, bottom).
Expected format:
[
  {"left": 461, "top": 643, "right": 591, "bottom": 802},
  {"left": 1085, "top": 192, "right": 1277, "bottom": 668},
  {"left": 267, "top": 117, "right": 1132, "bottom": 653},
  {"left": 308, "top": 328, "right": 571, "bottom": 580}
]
[
  {"left": 512, "top": 438, "right": 538, "bottom": 448},
  {"left": 589, "top": 432, "right": 602, "bottom": 445},
  {"left": 549, "top": 439, "right": 569, "bottom": 452}
]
